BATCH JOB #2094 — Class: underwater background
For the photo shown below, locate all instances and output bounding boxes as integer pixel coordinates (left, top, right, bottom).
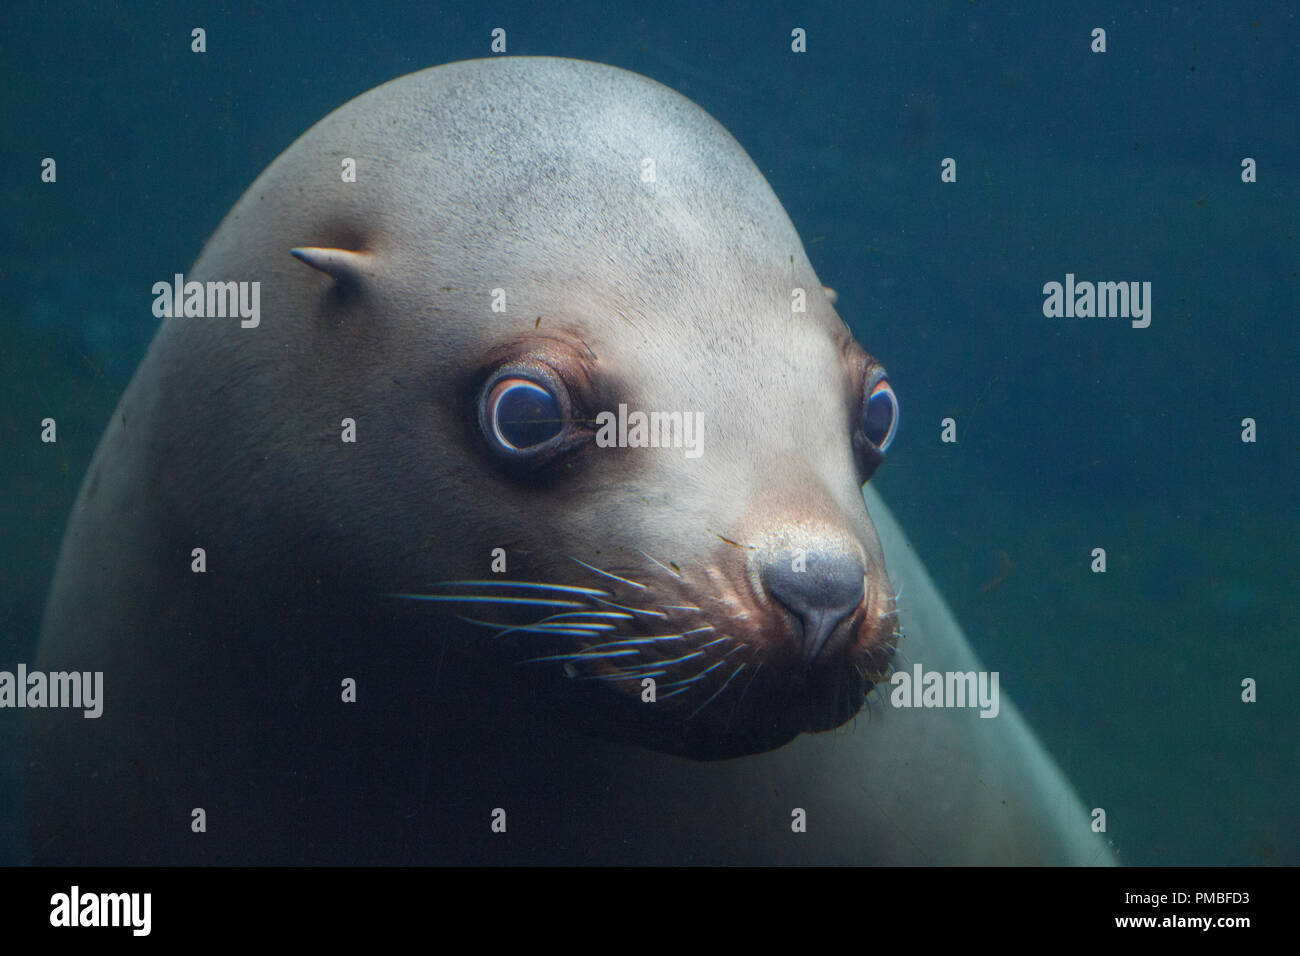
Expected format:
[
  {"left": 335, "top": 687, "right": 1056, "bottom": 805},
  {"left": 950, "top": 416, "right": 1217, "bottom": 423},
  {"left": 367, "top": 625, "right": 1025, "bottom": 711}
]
[{"left": 1, "top": 0, "right": 1295, "bottom": 865}]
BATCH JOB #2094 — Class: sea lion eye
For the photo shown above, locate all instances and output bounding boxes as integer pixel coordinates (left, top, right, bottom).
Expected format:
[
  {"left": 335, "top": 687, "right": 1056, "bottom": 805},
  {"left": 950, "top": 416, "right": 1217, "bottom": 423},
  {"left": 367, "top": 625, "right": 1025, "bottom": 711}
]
[
  {"left": 486, "top": 377, "right": 564, "bottom": 450},
  {"left": 862, "top": 376, "right": 898, "bottom": 453}
]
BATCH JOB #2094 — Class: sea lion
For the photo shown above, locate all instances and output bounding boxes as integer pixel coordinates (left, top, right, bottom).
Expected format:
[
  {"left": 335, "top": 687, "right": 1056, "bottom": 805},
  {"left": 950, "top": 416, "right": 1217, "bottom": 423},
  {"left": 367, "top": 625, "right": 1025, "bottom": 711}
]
[{"left": 28, "top": 56, "right": 1111, "bottom": 864}]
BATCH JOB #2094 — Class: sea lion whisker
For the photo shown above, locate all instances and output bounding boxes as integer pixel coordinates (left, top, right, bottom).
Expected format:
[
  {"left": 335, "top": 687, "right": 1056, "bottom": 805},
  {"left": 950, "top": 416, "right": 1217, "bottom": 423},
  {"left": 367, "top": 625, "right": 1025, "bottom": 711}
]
[
  {"left": 658, "top": 672, "right": 709, "bottom": 690},
  {"left": 638, "top": 550, "right": 684, "bottom": 579},
  {"left": 482, "top": 622, "right": 613, "bottom": 639},
  {"left": 846, "top": 679, "right": 861, "bottom": 724},
  {"left": 538, "top": 610, "right": 636, "bottom": 623},
  {"left": 729, "top": 658, "right": 765, "bottom": 719},
  {"left": 451, "top": 613, "right": 611, "bottom": 640},
  {"left": 569, "top": 558, "right": 648, "bottom": 591},
  {"left": 680, "top": 657, "right": 731, "bottom": 682},
  {"left": 591, "top": 596, "right": 670, "bottom": 619},
  {"left": 522, "top": 649, "right": 643, "bottom": 664},
  {"left": 649, "top": 649, "right": 707, "bottom": 667},
  {"left": 389, "top": 593, "right": 586, "bottom": 609},
  {"left": 656, "top": 686, "right": 694, "bottom": 700},
  {"left": 572, "top": 637, "right": 673, "bottom": 654},
  {"left": 529, "top": 622, "right": 619, "bottom": 632},
  {"left": 579, "top": 629, "right": 692, "bottom": 644},
  {"left": 450, "top": 613, "right": 514, "bottom": 629},
  {"left": 430, "top": 580, "right": 612, "bottom": 597},
  {"left": 587, "top": 635, "right": 689, "bottom": 648},
  {"left": 506, "top": 609, "right": 637, "bottom": 633},
  {"left": 451, "top": 613, "right": 524, "bottom": 636},
  {"left": 611, "top": 664, "right": 676, "bottom": 680},
  {"left": 860, "top": 686, "right": 887, "bottom": 722},
  {"left": 574, "top": 670, "right": 669, "bottom": 682},
  {"left": 698, "top": 636, "right": 730, "bottom": 650},
  {"left": 659, "top": 604, "right": 701, "bottom": 612},
  {"left": 689, "top": 662, "right": 748, "bottom": 720},
  {"left": 514, "top": 616, "right": 621, "bottom": 632}
]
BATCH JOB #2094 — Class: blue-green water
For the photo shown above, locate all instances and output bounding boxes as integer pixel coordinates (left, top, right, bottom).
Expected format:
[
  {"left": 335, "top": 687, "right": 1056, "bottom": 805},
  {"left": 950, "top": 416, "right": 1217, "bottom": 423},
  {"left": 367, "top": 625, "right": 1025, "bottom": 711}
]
[{"left": 1, "top": 1, "right": 1296, "bottom": 864}]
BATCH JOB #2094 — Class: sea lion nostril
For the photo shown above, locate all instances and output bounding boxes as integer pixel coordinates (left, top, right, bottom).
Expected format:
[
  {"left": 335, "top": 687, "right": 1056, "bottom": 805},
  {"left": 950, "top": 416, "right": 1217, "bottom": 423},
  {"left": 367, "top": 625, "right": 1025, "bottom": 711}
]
[{"left": 761, "top": 550, "right": 867, "bottom": 665}]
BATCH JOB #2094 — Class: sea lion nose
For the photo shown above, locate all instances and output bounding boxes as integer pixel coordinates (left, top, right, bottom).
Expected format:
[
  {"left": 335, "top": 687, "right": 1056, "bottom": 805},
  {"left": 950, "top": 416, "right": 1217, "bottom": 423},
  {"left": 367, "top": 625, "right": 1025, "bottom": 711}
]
[{"left": 762, "top": 549, "right": 866, "bottom": 666}]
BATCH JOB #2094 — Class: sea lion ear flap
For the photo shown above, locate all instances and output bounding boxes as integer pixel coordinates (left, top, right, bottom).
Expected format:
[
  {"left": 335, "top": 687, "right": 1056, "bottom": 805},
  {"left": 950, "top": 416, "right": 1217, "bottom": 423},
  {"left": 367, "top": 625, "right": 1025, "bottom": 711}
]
[
  {"left": 822, "top": 286, "right": 838, "bottom": 306},
  {"left": 290, "top": 246, "right": 370, "bottom": 287}
]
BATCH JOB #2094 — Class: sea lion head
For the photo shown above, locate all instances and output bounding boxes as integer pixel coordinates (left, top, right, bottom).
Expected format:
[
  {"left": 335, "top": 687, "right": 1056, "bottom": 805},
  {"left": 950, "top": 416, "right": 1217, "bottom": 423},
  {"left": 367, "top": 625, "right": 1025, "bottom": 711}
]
[{"left": 209, "top": 57, "right": 900, "bottom": 759}]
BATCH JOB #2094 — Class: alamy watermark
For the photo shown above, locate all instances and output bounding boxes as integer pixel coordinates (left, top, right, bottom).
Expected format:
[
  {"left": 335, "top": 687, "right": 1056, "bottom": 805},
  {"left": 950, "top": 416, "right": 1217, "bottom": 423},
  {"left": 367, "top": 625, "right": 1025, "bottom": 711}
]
[
  {"left": 152, "top": 272, "right": 260, "bottom": 328},
  {"left": 594, "top": 403, "right": 704, "bottom": 459},
  {"left": 889, "top": 663, "right": 999, "bottom": 718},
  {"left": 1042, "top": 273, "right": 1151, "bottom": 328},
  {"left": 50, "top": 886, "right": 150, "bottom": 936},
  {"left": 0, "top": 664, "right": 102, "bottom": 718}
]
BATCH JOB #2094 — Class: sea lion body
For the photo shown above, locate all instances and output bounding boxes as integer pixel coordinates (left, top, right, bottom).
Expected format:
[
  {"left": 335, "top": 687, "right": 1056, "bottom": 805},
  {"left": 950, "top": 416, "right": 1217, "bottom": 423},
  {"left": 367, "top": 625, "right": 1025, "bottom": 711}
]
[{"left": 28, "top": 57, "right": 1110, "bottom": 864}]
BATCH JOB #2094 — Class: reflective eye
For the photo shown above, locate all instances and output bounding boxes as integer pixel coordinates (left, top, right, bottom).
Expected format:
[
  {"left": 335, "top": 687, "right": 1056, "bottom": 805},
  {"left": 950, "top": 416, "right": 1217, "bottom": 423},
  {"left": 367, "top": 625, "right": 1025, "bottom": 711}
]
[
  {"left": 486, "top": 378, "right": 564, "bottom": 450},
  {"left": 862, "top": 377, "right": 898, "bottom": 453}
]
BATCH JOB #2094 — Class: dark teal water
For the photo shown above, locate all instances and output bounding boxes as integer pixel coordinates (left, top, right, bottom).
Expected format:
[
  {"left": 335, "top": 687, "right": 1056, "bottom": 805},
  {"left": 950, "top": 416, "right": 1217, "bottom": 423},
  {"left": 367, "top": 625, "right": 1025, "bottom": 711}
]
[{"left": 2, "top": 1, "right": 1296, "bottom": 864}]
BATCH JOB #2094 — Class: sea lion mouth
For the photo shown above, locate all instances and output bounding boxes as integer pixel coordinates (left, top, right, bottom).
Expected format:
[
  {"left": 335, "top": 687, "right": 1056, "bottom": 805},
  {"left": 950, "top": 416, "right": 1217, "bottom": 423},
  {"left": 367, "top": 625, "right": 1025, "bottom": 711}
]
[{"left": 393, "top": 552, "right": 900, "bottom": 759}]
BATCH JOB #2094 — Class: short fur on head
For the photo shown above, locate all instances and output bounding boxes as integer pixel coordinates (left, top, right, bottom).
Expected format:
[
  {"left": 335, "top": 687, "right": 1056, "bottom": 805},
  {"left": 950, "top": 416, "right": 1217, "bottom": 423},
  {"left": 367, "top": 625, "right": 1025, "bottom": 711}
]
[{"left": 105, "top": 56, "right": 901, "bottom": 757}]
